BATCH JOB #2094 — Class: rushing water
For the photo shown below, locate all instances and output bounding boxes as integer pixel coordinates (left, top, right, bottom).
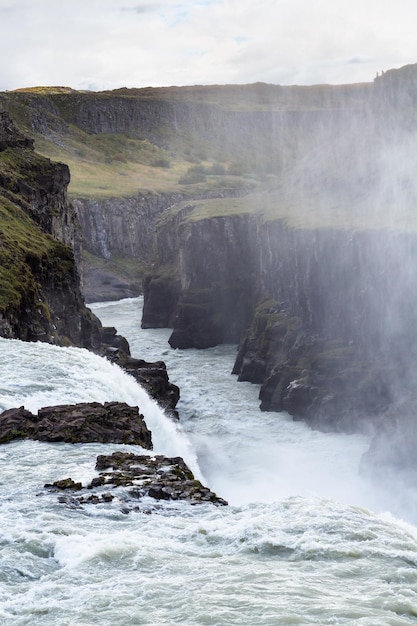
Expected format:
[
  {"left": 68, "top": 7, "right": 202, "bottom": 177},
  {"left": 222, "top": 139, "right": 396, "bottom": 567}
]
[{"left": 1, "top": 297, "right": 417, "bottom": 625}]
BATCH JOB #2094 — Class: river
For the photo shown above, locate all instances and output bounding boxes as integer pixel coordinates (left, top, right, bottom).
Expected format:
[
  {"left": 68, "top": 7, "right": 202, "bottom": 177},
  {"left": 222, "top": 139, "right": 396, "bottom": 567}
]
[{"left": 0, "top": 296, "right": 416, "bottom": 625}]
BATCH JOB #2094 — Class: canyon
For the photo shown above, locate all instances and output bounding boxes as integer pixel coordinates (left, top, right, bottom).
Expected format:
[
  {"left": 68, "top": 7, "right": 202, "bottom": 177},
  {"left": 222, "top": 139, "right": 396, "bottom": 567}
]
[{"left": 2, "top": 65, "right": 417, "bottom": 475}]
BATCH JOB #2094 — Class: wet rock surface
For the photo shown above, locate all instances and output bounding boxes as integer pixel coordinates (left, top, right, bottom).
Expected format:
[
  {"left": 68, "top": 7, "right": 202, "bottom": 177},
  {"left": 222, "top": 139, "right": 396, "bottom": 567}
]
[
  {"left": 0, "top": 401, "right": 152, "bottom": 447},
  {"left": 45, "top": 451, "right": 228, "bottom": 511},
  {"left": 103, "top": 346, "right": 180, "bottom": 420},
  {"left": 1, "top": 399, "right": 227, "bottom": 510},
  {"left": 93, "top": 327, "right": 179, "bottom": 419},
  {"left": 233, "top": 301, "right": 392, "bottom": 433}
]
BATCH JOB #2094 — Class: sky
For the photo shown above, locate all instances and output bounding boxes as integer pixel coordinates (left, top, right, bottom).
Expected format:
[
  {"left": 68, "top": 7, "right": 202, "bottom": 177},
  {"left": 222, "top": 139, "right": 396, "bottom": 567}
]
[{"left": 0, "top": 0, "right": 416, "bottom": 92}]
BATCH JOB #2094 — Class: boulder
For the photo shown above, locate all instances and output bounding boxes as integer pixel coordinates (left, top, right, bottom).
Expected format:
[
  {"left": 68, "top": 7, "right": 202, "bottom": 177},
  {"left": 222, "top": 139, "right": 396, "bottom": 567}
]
[
  {"left": 0, "top": 401, "right": 152, "bottom": 447},
  {"left": 46, "top": 451, "right": 228, "bottom": 510}
]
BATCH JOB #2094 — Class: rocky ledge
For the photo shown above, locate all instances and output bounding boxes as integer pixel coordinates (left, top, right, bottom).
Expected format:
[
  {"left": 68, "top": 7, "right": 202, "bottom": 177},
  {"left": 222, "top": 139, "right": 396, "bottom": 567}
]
[
  {"left": 45, "top": 451, "right": 228, "bottom": 511},
  {"left": 0, "top": 401, "right": 227, "bottom": 509},
  {"left": 0, "top": 401, "right": 152, "bottom": 447},
  {"left": 102, "top": 343, "right": 180, "bottom": 420}
]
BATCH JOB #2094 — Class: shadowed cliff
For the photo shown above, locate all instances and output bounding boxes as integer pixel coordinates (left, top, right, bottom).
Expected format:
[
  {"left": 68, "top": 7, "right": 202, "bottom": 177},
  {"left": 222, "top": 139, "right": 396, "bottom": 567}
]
[
  {"left": 3, "top": 67, "right": 417, "bottom": 476},
  {"left": 0, "top": 110, "right": 102, "bottom": 346},
  {"left": 139, "top": 64, "right": 417, "bottom": 470}
]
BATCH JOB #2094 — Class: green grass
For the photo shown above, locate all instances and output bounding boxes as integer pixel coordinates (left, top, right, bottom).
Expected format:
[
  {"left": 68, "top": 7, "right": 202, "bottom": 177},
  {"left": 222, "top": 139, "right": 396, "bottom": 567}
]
[
  {"left": 33, "top": 131, "right": 249, "bottom": 199},
  {"left": 0, "top": 195, "right": 69, "bottom": 312},
  {"left": 0, "top": 88, "right": 280, "bottom": 199},
  {"left": 2, "top": 83, "right": 414, "bottom": 233},
  {"left": 159, "top": 187, "right": 417, "bottom": 233}
]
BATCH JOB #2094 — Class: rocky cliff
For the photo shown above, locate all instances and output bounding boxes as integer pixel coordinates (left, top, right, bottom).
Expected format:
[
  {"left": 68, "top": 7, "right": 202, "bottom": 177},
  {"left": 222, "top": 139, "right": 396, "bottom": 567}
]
[
  {"left": 144, "top": 202, "right": 417, "bottom": 440},
  {"left": 0, "top": 110, "right": 104, "bottom": 347},
  {"left": 0, "top": 110, "right": 181, "bottom": 416},
  {"left": 3, "top": 65, "right": 417, "bottom": 455},
  {"left": 0, "top": 78, "right": 381, "bottom": 302},
  {"left": 74, "top": 186, "right": 253, "bottom": 301},
  {"left": 142, "top": 64, "right": 417, "bottom": 445}
]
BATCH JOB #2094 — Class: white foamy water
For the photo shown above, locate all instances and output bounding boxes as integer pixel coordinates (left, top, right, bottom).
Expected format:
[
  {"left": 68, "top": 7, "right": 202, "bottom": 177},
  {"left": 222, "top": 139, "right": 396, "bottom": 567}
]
[{"left": 0, "top": 297, "right": 417, "bottom": 625}]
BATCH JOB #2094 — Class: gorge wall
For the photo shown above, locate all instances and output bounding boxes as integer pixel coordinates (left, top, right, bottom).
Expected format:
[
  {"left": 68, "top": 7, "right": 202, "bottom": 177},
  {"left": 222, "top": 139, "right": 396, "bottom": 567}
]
[
  {"left": 73, "top": 187, "right": 253, "bottom": 302},
  {"left": 143, "top": 204, "right": 417, "bottom": 444},
  {"left": 142, "top": 64, "right": 417, "bottom": 451},
  {"left": 2, "top": 65, "right": 417, "bottom": 469},
  {"left": 0, "top": 69, "right": 405, "bottom": 307},
  {"left": 0, "top": 111, "right": 102, "bottom": 347}
]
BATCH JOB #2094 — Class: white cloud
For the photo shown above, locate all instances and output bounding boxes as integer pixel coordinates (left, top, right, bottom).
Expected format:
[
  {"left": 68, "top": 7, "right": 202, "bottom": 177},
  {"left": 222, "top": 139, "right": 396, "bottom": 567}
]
[{"left": 0, "top": 0, "right": 416, "bottom": 90}]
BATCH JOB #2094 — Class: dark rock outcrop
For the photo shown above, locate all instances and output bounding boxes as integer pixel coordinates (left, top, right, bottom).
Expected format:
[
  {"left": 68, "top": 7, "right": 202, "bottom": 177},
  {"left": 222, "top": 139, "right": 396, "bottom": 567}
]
[
  {"left": 143, "top": 205, "right": 417, "bottom": 435},
  {"left": 46, "top": 451, "right": 228, "bottom": 510},
  {"left": 0, "top": 110, "right": 33, "bottom": 150},
  {"left": 104, "top": 347, "right": 180, "bottom": 419},
  {"left": 142, "top": 208, "right": 257, "bottom": 346},
  {"left": 142, "top": 273, "right": 181, "bottom": 329},
  {"left": 0, "top": 401, "right": 152, "bottom": 447},
  {"left": 232, "top": 225, "right": 417, "bottom": 433},
  {"left": 0, "top": 110, "right": 102, "bottom": 348}
]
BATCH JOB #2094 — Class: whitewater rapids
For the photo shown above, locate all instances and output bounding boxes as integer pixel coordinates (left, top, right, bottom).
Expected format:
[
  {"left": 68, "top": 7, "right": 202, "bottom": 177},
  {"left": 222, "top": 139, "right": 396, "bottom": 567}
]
[{"left": 0, "top": 297, "right": 416, "bottom": 625}]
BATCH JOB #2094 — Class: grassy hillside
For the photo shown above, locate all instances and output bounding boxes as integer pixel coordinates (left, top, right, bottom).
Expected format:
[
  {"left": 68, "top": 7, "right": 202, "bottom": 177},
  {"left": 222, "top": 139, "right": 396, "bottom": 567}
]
[
  {"left": 0, "top": 194, "right": 71, "bottom": 313},
  {"left": 0, "top": 87, "right": 267, "bottom": 199},
  {"left": 1, "top": 71, "right": 416, "bottom": 232},
  {"left": 0, "top": 135, "right": 72, "bottom": 315}
]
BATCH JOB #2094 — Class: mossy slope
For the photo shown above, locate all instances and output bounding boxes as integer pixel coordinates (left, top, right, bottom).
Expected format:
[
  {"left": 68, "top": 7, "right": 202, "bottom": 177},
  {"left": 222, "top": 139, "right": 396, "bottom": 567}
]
[{"left": 0, "top": 111, "right": 100, "bottom": 346}]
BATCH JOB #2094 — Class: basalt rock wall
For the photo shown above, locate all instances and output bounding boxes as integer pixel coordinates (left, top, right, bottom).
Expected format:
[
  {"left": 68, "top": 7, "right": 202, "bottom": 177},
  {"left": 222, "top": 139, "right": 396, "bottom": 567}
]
[
  {"left": 74, "top": 188, "right": 252, "bottom": 262},
  {"left": 0, "top": 111, "right": 101, "bottom": 347},
  {"left": 239, "top": 222, "right": 417, "bottom": 432},
  {"left": 73, "top": 187, "right": 253, "bottom": 301},
  {"left": 142, "top": 208, "right": 259, "bottom": 345},
  {"left": 144, "top": 205, "right": 417, "bottom": 433}
]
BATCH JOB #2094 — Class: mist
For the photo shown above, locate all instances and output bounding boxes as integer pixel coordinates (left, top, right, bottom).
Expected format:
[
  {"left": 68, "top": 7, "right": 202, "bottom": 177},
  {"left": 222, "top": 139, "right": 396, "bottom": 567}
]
[{"left": 251, "top": 67, "right": 417, "bottom": 488}]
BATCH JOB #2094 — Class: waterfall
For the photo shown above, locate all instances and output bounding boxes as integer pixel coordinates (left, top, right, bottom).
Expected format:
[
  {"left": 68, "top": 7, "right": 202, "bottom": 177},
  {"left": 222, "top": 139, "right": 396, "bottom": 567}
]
[{"left": 0, "top": 337, "right": 200, "bottom": 477}]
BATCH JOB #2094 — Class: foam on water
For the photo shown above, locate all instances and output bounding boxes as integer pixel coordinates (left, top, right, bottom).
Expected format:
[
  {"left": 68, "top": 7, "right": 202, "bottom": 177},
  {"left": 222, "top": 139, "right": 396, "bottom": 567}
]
[
  {"left": 0, "top": 337, "right": 200, "bottom": 477},
  {"left": 92, "top": 298, "right": 417, "bottom": 520},
  {"left": 1, "top": 299, "right": 417, "bottom": 625}
]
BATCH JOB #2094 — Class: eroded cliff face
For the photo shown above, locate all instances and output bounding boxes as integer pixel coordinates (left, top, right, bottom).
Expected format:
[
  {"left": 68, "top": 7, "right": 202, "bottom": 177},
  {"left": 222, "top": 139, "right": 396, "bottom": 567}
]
[
  {"left": 73, "top": 186, "right": 255, "bottom": 302},
  {"left": 0, "top": 111, "right": 101, "bottom": 347},
  {"left": 0, "top": 72, "right": 400, "bottom": 307},
  {"left": 237, "top": 223, "right": 417, "bottom": 432},
  {"left": 143, "top": 202, "right": 417, "bottom": 435},
  {"left": 141, "top": 64, "right": 417, "bottom": 438},
  {"left": 142, "top": 207, "right": 258, "bottom": 346}
]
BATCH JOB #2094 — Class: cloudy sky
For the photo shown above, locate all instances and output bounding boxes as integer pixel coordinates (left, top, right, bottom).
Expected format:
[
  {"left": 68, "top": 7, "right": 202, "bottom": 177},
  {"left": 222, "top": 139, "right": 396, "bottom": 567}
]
[{"left": 0, "top": 0, "right": 416, "bottom": 91}]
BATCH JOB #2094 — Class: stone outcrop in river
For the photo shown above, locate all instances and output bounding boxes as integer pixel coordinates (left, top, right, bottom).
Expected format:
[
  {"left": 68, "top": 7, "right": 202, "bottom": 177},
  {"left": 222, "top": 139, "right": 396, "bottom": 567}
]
[
  {"left": 103, "top": 344, "right": 180, "bottom": 420},
  {"left": 0, "top": 401, "right": 226, "bottom": 508},
  {"left": 46, "top": 451, "right": 228, "bottom": 510},
  {"left": 0, "top": 401, "right": 153, "bottom": 447}
]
